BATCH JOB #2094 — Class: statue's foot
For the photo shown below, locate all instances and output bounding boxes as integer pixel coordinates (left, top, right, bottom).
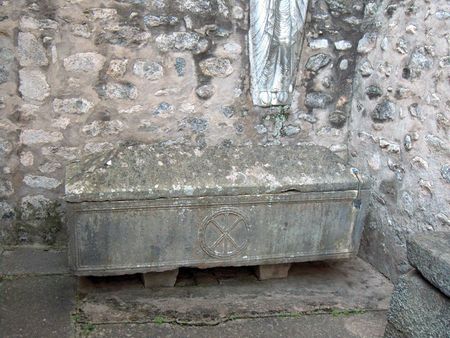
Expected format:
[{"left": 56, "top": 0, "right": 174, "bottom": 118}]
[
  {"left": 258, "top": 91, "right": 289, "bottom": 106},
  {"left": 275, "top": 91, "right": 289, "bottom": 104},
  {"left": 259, "top": 91, "right": 271, "bottom": 106}
]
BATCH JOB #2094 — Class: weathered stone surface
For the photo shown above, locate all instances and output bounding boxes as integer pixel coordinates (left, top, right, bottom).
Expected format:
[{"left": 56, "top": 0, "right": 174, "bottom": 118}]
[
  {"left": 359, "top": 59, "right": 373, "bottom": 77},
  {"left": 63, "top": 52, "right": 106, "bottom": 73},
  {"left": 196, "top": 84, "right": 215, "bottom": 99},
  {"left": 305, "top": 92, "right": 333, "bottom": 109},
  {"left": 176, "top": 0, "right": 214, "bottom": 14},
  {"left": 144, "top": 15, "right": 178, "bottom": 27},
  {"left": 153, "top": 102, "right": 173, "bottom": 115},
  {"left": 17, "top": 32, "right": 48, "bottom": 67},
  {"left": 334, "top": 40, "right": 352, "bottom": 51},
  {"left": 305, "top": 53, "right": 331, "bottom": 72},
  {"left": 407, "top": 48, "right": 432, "bottom": 79},
  {"left": 0, "top": 178, "right": 14, "bottom": 198},
  {"left": 20, "top": 129, "right": 63, "bottom": 145},
  {"left": 20, "top": 195, "right": 57, "bottom": 219},
  {"left": 71, "top": 23, "right": 92, "bottom": 38},
  {"left": 107, "top": 59, "right": 128, "bottom": 78},
  {"left": 199, "top": 57, "right": 233, "bottom": 77},
  {"left": 19, "top": 16, "right": 58, "bottom": 31},
  {"left": 82, "top": 120, "right": 125, "bottom": 137},
  {"left": 174, "top": 57, "right": 186, "bottom": 76},
  {"left": 96, "top": 82, "right": 138, "bottom": 100},
  {"left": 0, "top": 201, "right": 15, "bottom": 221},
  {"left": 0, "top": 247, "right": 68, "bottom": 276},
  {"left": 365, "top": 85, "right": 383, "bottom": 100},
  {"left": 189, "top": 117, "right": 208, "bottom": 133},
  {"left": 20, "top": 151, "right": 34, "bottom": 167},
  {"left": 371, "top": 100, "right": 395, "bottom": 122},
  {"left": 309, "top": 38, "right": 329, "bottom": 50},
  {"left": 0, "top": 65, "right": 9, "bottom": 84},
  {"left": 406, "top": 232, "right": 450, "bottom": 297},
  {"left": 77, "top": 258, "right": 392, "bottom": 324},
  {"left": 23, "top": 175, "right": 61, "bottom": 189},
  {"left": 42, "top": 146, "right": 80, "bottom": 161},
  {"left": 385, "top": 270, "right": 450, "bottom": 338},
  {"left": 329, "top": 110, "right": 347, "bottom": 128},
  {"left": 89, "top": 8, "right": 118, "bottom": 20},
  {"left": 133, "top": 59, "right": 164, "bottom": 80},
  {"left": 52, "top": 98, "right": 93, "bottom": 115},
  {"left": 84, "top": 142, "right": 114, "bottom": 154},
  {"left": 96, "top": 25, "right": 151, "bottom": 47},
  {"left": 66, "top": 144, "right": 360, "bottom": 202},
  {"left": 441, "top": 164, "right": 450, "bottom": 183},
  {"left": 0, "top": 47, "right": 14, "bottom": 64},
  {"left": 221, "top": 105, "right": 235, "bottom": 118},
  {"left": 19, "top": 69, "right": 50, "bottom": 101},
  {"left": 357, "top": 32, "right": 377, "bottom": 53},
  {"left": 0, "top": 276, "right": 75, "bottom": 338},
  {"left": 156, "top": 32, "right": 209, "bottom": 54}
]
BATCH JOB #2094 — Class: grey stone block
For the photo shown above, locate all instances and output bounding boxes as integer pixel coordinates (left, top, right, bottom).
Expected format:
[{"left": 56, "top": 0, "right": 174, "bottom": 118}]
[
  {"left": 141, "top": 269, "right": 179, "bottom": 288},
  {"left": 407, "top": 231, "right": 450, "bottom": 297},
  {"left": 385, "top": 270, "right": 450, "bottom": 338},
  {"left": 256, "top": 263, "right": 291, "bottom": 280}
]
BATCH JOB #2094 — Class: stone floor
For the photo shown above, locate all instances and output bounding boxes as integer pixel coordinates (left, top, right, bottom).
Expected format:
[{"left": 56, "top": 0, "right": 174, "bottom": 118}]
[{"left": 0, "top": 247, "right": 393, "bottom": 338}]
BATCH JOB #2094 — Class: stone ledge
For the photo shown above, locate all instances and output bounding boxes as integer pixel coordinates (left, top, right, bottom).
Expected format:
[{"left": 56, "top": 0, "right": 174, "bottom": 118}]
[{"left": 406, "top": 231, "right": 450, "bottom": 297}]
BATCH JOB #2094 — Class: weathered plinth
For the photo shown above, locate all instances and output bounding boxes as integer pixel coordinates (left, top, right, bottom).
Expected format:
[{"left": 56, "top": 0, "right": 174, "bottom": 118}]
[{"left": 66, "top": 144, "right": 367, "bottom": 282}]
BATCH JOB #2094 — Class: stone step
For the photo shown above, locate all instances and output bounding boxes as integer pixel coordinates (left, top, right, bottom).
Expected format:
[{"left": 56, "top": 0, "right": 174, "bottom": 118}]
[{"left": 406, "top": 231, "right": 450, "bottom": 297}]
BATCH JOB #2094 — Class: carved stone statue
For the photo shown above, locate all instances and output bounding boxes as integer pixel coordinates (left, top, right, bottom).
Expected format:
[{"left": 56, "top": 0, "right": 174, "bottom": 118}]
[{"left": 249, "top": 0, "right": 309, "bottom": 107}]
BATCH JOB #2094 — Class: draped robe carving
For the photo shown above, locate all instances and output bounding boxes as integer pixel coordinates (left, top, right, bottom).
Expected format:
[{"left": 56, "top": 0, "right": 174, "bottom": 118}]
[{"left": 249, "top": 0, "right": 309, "bottom": 107}]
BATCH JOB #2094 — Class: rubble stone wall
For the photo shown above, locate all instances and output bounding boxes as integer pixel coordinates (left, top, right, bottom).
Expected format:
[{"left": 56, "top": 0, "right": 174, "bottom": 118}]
[
  {"left": 0, "top": 0, "right": 448, "bottom": 281},
  {"left": 349, "top": 0, "right": 450, "bottom": 280}
]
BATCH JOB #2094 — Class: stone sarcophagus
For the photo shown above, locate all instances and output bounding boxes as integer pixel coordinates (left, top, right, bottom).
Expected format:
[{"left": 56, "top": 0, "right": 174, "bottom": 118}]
[{"left": 66, "top": 145, "right": 367, "bottom": 280}]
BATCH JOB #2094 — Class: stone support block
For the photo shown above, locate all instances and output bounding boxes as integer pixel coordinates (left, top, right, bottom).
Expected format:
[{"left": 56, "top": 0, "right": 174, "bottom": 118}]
[
  {"left": 256, "top": 264, "right": 291, "bottom": 281},
  {"left": 141, "top": 269, "right": 179, "bottom": 288}
]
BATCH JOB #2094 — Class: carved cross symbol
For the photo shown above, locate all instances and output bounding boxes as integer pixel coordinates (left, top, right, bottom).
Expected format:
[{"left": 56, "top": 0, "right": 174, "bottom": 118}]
[
  {"left": 209, "top": 217, "right": 242, "bottom": 251},
  {"left": 200, "top": 209, "right": 249, "bottom": 258}
]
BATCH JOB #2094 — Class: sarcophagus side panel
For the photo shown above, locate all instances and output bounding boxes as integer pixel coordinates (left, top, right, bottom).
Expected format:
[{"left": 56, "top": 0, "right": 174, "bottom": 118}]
[{"left": 69, "top": 191, "right": 361, "bottom": 275}]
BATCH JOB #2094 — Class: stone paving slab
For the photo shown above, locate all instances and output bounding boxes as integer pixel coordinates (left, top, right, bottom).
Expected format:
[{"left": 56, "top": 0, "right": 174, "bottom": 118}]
[
  {"left": 77, "top": 258, "right": 393, "bottom": 325},
  {"left": 82, "top": 311, "right": 388, "bottom": 338},
  {"left": 0, "top": 247, "right": 393, "bottom": 338},
  {"left": 0, "top": 247, "right": 68, "bottom": 276},
  {"left": 407, "top": 231, "right": 450, "bottom": 297},
  {"left": 0, "top": 275, "right": 76, "bottom": 338}
]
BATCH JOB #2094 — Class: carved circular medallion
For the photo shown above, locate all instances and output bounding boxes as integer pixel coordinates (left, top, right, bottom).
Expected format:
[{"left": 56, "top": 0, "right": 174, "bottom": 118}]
[{"left": 199, "top": 208, "right": 250, "bottom": 258}]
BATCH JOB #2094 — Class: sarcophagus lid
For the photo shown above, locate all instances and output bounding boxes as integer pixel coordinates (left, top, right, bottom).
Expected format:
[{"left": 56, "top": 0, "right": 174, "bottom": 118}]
[
  {"left": 66, "top": 144, "right": 360, "bottom": 202},
  {"left": 66, "top": 145, "right": 366, "bottom": 276}
]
